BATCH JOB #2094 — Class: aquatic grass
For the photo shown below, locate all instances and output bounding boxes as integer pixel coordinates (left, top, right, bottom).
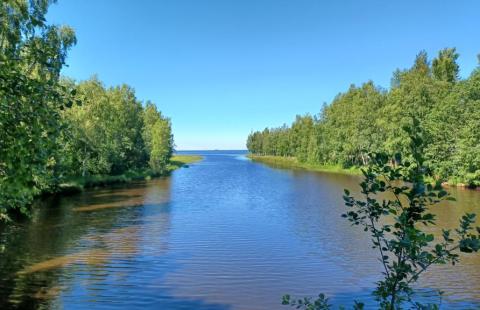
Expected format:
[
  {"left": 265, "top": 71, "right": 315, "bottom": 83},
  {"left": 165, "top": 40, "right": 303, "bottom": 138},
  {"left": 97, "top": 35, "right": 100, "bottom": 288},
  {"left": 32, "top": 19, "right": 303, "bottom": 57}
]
[
  {"left": 168, "top": 155, "right": 203, "bottom": 169},
  {"left": 16, "top": 249, "right": 109, "bottom": 275},
  {"left": 247, "top": 155, "right": 361, "bottom": 176},
  {"left": 17, "top": 225, "right": 149, "bottom": 275}
]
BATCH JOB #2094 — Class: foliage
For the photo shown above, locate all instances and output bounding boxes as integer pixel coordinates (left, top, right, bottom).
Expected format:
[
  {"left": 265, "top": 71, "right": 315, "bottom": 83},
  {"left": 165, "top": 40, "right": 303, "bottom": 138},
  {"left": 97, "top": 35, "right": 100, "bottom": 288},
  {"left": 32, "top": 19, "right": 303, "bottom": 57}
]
[
  {"left": 282, "top": 294, "right": 333, "bottom": 310},
  {"left": 248, "top": 155, "right": 360, "bottom": 175},
  {"left": 0, "top": 0, "right": 76, "bottom": 220},
  {"left": 143, "top": 102, "right": 174, "bottom": 173},
  {"left": 247, "top": 49, "right": 480, "bottom": 186},
  {"left": 283, "top": 125, "right": 480, "bottom": 309},
  {"left": 0, "top": 1, "right": 174, "bottom": 221},
  {"left": 60, "top": 78, "right": 164, "bottom": 177},
  {"left": 282, "top": 294, "right": 365, "bottom": 310}
]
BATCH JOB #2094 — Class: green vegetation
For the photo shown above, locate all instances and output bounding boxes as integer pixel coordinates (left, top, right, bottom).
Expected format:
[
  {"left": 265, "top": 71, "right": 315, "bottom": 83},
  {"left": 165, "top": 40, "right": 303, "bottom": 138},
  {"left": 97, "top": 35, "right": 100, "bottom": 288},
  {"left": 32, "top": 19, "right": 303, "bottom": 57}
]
[
  {"left": 283, "top": 128, "right": 480, "bottom": 309},
  {"left": 169, "top": 154, "right": 203, "bottom": 168},
  {"left": 247, "top": 49, "right": 480, "bottom": 187},
  {"left": 57, "top": 155, "right": 202, "bottom": 195},
  {"left": 248, "top": 154, "right": 360, "bottom": 175},
  {"left": 0, "top": 1, "right": 174, "bottom": 221}
]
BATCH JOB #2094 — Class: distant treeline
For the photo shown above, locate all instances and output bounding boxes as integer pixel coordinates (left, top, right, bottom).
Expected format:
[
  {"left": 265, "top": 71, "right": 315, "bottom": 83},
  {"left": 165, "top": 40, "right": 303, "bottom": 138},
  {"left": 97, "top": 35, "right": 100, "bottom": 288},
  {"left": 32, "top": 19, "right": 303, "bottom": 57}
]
[
  {"left": 247, "top": 49, "right": 480, "bottom": 186},
  {"left": 0, "top": 1, "right": 173, "bottom": 220}
]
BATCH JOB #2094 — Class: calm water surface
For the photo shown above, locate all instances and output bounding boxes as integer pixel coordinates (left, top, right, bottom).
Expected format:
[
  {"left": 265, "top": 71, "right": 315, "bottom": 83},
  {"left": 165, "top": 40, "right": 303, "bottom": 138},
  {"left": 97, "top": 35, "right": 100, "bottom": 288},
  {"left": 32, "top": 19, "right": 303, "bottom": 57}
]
[{"left": 1, "top": 151, "right": 479, "bottom": 309}]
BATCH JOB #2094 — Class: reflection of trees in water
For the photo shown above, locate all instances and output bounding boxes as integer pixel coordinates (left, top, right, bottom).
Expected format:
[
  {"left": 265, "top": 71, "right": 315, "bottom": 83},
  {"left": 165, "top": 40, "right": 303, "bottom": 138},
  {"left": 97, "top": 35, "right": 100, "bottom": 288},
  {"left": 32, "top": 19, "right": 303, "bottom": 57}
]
[
  {"left": 0, "top": 178, "right": 173, "bottom": 309},
  {"left": 418, "top": 187, "right": 480, "bottom": 300}
]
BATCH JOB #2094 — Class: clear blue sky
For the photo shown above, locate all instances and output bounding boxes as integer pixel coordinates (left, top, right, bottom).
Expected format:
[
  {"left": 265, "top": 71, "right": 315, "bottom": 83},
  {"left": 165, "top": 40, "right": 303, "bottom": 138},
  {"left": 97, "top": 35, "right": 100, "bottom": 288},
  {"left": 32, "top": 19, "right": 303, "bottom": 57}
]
[{"left": 47, "top": 0, "right": 479, "bottom": 150}]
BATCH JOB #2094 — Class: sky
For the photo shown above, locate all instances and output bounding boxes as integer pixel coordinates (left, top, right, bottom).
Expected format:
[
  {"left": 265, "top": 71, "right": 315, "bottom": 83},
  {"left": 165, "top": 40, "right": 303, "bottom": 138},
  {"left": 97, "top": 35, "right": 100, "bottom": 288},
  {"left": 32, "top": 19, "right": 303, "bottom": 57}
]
[{"left": 47, "top": 0, "right": 480, "bottom": 150}]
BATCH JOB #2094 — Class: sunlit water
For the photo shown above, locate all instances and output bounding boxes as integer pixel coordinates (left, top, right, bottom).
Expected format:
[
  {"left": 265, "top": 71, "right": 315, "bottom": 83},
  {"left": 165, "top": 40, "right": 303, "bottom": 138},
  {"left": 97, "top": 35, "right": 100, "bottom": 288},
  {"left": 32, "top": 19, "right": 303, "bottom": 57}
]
[{"left": 1, "top": 151, "right": 479, "bottom": 309}]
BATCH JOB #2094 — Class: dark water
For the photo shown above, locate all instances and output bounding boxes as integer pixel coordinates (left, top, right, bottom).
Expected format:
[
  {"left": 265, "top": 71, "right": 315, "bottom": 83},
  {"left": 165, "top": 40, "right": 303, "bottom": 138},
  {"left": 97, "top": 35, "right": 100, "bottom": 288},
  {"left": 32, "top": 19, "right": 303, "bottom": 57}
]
[{"left": 1, "top": 151, "right": 479, "bottom": 309}]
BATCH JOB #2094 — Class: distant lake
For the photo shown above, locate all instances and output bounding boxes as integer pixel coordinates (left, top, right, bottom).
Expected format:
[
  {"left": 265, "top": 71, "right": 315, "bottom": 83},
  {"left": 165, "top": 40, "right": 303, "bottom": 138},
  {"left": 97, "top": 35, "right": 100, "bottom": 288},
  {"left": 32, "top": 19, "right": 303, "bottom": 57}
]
[{"left": 1, "top": 151, "right": 479, "bottom": 309}]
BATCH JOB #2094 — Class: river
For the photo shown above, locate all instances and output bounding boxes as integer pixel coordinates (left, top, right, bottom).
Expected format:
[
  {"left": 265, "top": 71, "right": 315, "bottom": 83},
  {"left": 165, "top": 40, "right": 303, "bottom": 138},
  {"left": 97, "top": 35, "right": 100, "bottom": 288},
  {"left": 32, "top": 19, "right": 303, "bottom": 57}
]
[{"left": 0, "top": 151, "right": 479, "bottom": 309}]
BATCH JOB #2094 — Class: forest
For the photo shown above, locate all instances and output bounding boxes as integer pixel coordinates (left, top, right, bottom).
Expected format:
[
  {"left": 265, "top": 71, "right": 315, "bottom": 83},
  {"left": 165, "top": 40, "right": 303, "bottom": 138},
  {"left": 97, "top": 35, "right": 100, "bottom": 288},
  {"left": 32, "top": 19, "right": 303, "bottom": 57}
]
[
  {"left": 0, "top": 1, "right": 174, "bottom": 221},
  {"left": 247, "top": 49, "right": 480, "bottom": 187}
]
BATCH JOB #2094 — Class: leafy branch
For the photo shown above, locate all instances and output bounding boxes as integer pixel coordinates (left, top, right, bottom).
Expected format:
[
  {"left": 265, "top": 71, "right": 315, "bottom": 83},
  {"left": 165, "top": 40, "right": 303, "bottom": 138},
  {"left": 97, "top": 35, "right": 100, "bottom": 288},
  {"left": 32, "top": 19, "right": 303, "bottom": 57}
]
[{"left": 283, "top": 125, "right": 480, "bottom": 309}]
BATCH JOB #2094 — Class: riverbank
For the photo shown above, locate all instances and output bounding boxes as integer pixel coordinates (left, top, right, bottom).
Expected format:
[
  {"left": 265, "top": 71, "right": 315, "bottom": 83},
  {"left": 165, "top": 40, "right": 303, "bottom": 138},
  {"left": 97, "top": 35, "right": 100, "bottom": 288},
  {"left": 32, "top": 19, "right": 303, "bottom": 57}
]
[
  {"left": 56, "top": 155, "right": 203, "bottom": 195},
  {"left": 169, "top": 154, "right": 203, "bottom": 168},
  {"left": 248, "top": 154, "right": 479, "bottom": 189},
  {"left": 247, "top": 154, "right": 361, "bottom": 175}
]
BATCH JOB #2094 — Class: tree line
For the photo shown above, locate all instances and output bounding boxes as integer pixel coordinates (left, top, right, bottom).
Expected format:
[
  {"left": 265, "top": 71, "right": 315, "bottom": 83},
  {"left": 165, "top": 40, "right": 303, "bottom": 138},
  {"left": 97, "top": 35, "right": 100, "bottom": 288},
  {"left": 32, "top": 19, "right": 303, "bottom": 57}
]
[
  {"left": 247, "top": 49, "right": 480, "bottom": 187},
  {"left": 0, "top": 0, "right": 173, "bottom": 220}
]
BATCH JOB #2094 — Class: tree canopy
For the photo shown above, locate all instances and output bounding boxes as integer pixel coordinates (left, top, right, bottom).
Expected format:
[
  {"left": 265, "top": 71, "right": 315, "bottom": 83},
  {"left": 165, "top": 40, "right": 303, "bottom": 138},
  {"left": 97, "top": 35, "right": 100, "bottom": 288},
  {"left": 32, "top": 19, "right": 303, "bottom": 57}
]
[
  {"left": 0, "top": 0, "right": 174, "bottom": 220},
  {"left": 247, "top": 49, "right": 480, "bottom": 187}
]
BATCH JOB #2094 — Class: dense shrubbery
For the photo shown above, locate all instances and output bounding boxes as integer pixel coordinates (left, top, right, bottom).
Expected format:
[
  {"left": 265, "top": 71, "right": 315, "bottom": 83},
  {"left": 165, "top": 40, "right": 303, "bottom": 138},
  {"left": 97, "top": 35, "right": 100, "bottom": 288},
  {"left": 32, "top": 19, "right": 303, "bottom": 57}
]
[
  {"left": 0, "top": 1, "right": 173, "bottom": 220},
  {"left": 247, "top": 50, "right": 480, "bottom": 186}
]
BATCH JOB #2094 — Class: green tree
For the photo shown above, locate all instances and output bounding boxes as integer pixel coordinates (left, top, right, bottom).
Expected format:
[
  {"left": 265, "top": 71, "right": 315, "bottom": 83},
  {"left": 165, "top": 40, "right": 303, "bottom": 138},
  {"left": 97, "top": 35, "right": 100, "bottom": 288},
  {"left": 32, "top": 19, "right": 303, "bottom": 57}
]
[
  {"left": 62, "top": 77, "right": 113, "bottom": 176},
  {"left": 143, "top": 102, "right": 173, "bottom": 173},
  {"left": 284, "top": 125, "right": 480, "bottom": 309},
  {"left": 322, "top": 83, "right": 385, "bottom": 166},
  {"left": 290, "top": 115, "right": 315, "bottom": 162},
  {"left": 62, "top": 78, "right": 151, "bottom": 176},
  {"left": 0, "top": 0, "right": 76, "bottom": 219},
  {"left": 342, "top": 125, "right": 480, "bottom": 309},
  {"left": 149, "top": 119, "right": 173, "bottom": 172},
  {"left": 247, "top": 49, "right": 480, "bottom": 186},
  {"left": 448, "top": 67, "right": 480, "bottom": 185},
  {"left": 432, "top": 48, "right": 459, "bottom": 83},
  {"left": 107, "top": 84, "right": 146, "bottom": 174}
]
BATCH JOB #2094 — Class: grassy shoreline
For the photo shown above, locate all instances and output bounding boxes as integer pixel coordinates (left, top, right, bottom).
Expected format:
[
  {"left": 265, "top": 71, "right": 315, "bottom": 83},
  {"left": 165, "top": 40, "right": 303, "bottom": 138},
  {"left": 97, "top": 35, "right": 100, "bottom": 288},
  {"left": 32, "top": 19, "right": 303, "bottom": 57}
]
[
  {"left": 55, "top": 155, "right": 203, "bottom": 195},
  {"left": 169, "top": 154, "right": 203, "bottom": 167},
  {"left": 247, "top": 154, "right": 361, "bottom": 175},
  {"left": 248, "top": 154, "right": 479, "bottom": 189}
]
